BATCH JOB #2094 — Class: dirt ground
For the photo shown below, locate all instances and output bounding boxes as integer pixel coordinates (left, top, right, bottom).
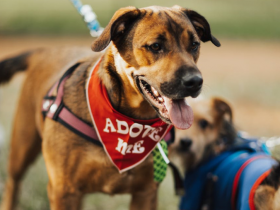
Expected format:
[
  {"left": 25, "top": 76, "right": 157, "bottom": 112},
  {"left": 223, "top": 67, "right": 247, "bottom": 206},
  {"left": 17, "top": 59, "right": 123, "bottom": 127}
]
[{"left": 0, "top": 36, "right": 280, "bottom": 210}]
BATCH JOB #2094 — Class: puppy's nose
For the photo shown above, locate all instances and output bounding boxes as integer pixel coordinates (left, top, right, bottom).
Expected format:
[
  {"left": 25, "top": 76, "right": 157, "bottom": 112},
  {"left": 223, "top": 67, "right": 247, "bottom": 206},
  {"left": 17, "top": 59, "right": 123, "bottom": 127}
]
[
  {"left": 182, "top": 75, "right": 203, "bottom": 93},
  {"left": 180, "top": 138, "right": 193, "bottom": 150}
]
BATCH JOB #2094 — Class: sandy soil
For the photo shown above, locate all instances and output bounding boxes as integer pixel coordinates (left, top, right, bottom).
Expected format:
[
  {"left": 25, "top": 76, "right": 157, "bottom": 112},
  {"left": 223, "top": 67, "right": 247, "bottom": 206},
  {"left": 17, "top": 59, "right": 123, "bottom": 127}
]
[{"left": 0, "top": 36, "right": 280, "bottom": 137}]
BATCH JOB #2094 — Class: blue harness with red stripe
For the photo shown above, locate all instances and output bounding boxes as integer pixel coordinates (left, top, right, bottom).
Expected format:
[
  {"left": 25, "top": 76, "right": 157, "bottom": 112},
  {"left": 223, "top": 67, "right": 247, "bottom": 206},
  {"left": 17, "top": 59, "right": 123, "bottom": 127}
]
[{"left": 180, "top": 134, "right": 278, "bottom": 210}]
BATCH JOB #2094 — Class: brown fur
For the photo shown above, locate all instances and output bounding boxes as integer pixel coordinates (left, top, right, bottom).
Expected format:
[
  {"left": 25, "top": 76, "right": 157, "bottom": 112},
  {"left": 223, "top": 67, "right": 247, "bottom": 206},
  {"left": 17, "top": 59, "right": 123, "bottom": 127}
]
[
  {"left": 169, "top": 97, "right": 280, "bottom": 210},
  {"left": 0, "top": 6, "right": 219, "bottom": 210}
]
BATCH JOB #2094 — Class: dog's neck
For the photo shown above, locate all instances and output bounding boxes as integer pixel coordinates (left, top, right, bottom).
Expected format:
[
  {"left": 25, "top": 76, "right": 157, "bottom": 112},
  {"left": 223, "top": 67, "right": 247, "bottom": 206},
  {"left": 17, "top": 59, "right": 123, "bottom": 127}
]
[{"left": 98, "top": 45, "right": 157, "bottom": 120}]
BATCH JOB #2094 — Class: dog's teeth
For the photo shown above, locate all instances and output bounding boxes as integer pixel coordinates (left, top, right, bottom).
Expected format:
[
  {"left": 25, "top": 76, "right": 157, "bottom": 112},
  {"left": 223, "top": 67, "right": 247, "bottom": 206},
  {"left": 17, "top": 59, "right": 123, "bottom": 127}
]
[
  {"left": 184, "top": 98, "right": 189, "bottom": 105},
  {"left": 151, "top": 87, "right": 159, "bottom": 97},
  {"left": 158, "top": 97, "right": 164, "bottom": 103}
]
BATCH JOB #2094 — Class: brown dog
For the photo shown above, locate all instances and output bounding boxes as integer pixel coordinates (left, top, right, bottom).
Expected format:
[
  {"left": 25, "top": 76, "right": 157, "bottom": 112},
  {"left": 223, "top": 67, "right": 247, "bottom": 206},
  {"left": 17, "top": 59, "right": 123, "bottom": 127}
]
[
  {"left": 0, "top": 6, "right": 220, "bottom": 210},
  {"left": 170, "top": 97, "right": 280, "bottom": 210}
]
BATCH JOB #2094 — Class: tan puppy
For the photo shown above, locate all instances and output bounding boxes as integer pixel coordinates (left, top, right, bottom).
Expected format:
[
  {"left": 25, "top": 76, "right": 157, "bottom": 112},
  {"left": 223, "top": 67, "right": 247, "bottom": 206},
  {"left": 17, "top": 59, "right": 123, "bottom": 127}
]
[
  {"left": 170, "top": 97, "right": 280, "bottom": 210},
  {"left": 170, "top": 97, "right": 233, "bottom": 170},
  {"left": 0, "top": 6, "right": 220, "bottom": 210}
]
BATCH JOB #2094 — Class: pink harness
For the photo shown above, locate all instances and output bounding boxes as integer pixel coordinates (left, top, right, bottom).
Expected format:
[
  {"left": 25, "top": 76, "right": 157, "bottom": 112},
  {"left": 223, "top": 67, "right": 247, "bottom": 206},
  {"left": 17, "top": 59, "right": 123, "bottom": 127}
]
[{"left": 42, "top": 63, "right": 101, "bottom": 146}]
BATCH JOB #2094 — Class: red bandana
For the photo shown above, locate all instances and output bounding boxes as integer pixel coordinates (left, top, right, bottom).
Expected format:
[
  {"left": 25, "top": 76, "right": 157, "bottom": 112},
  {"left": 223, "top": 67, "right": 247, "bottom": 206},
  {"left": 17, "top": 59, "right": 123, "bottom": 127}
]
[{"left": 86, "top": 58, "right": 172, "bottom": 173}]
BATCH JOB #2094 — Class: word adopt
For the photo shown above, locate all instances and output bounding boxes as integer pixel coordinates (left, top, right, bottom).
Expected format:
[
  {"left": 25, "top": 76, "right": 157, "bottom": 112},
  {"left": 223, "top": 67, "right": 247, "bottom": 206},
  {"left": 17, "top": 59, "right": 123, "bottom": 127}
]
[{"left": 103, "top": 118, "right": 164, "bottom": 155}]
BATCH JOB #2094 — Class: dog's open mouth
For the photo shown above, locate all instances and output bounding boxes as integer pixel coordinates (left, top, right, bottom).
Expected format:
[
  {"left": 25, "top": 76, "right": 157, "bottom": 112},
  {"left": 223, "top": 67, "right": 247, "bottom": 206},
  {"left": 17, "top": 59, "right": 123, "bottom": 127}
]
[{"left": 137, "top": 79, "right": 193, "bottom": 130}]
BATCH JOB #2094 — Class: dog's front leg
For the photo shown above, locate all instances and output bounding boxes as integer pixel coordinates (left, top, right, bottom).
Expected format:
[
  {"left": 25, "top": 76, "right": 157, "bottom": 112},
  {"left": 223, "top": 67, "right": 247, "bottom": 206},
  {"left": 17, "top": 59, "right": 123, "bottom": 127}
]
[
  {"left": 129, "top": 184, "right": 159, "bottom": 210},
  {"left": 42, "top": 123, "right": 84, "bottom": 210},
  {"left": 44, "top": 156, "right": 83, "bottom": 210},
  {"left": 47, "top": 182, "right": 83, "bottom": 210}
]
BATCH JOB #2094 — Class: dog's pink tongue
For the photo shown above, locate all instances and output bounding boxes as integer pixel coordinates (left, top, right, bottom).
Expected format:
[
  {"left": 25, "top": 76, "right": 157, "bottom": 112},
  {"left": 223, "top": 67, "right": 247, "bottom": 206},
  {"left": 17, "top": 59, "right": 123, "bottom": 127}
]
[{"left": 163, "top": 97, "right": 193, "bottom": 130}]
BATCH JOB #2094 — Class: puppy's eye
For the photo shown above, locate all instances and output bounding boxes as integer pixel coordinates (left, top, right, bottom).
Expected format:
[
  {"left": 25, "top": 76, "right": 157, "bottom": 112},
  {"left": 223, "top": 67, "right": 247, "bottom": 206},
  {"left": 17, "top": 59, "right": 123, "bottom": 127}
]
[
  {"left": 191, "top": 41, "right": 200, "bottom": 52},
  {"left": 199, "top": 119, "right": 209, "bottom": 129},
  {"left": 149, "top": 43, "right": 161, "bottom": 52}
]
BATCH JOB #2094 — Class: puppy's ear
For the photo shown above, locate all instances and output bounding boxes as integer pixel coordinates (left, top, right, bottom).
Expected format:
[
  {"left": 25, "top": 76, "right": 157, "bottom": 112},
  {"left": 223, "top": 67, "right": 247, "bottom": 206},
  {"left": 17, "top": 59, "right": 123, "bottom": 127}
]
[
  {"left": 213, "top": 97, "right": 233, "bottom": 122},
  {"left": 175, "top": 5, "right": 220, "bottom": 47},
  {"left": 91, "top": 7, "right": 141, "bottom": 52}
]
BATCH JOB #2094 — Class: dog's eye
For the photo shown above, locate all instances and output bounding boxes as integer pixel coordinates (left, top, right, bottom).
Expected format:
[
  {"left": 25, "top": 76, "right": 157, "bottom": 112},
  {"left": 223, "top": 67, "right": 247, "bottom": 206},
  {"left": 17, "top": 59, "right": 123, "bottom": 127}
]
[
  {"left": 199, "top": 119, "right": 209, "bottom": 129},
  {"left": 149, "top": 43, "right": 162, "bottom": 52},
  {"left": 191, "top": 42, "right": 200, "bottom": 52}
]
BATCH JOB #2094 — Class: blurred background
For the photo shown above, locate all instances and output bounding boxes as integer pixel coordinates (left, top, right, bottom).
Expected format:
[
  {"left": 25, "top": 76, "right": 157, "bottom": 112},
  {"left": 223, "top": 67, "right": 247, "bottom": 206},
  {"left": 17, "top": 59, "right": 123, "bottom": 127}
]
[{"left": 0, "top": 0, "right": 279, "bottom": 209}]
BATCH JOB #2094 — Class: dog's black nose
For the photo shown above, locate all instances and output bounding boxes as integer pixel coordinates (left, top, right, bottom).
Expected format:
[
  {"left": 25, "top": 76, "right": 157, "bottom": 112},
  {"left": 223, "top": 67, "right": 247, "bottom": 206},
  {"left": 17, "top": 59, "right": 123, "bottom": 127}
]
[
  {"left": 160, "top": 65, "right": 203, "bottom": 98},
  {"left": 182, "top": 75, "right": 203, "bottom": 92},
  {"left": 180, "top": 138, "right": 193, "bottom": 150}
]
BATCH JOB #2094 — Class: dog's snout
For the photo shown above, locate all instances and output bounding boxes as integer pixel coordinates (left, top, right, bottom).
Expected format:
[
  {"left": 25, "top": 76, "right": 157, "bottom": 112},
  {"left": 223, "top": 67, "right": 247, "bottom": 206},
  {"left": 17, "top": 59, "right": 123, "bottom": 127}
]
[
  {"left": 180, "top": 138, "right": 193, "bottom": 150},
  {"left": 182, "top": 75, "right": 203, "bottom": 90},
  {"left": 159, "top": 65, "right": 203, "bottom": 98}
]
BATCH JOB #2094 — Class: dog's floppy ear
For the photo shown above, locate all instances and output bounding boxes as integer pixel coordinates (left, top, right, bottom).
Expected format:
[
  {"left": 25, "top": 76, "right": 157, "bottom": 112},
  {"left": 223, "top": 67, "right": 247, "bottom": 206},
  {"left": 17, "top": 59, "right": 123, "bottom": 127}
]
[
  {"left": 91, "top": 7, "right": 141, "bottom": 52},
  {"left": 186, "top": 10, "right": 220, "bottom": 47},
  {"left": 213, "top": 97, "right": 233, "bottom": 122},
  {"left": 174, "top": 6, "right": 220, "bottom": 47}
]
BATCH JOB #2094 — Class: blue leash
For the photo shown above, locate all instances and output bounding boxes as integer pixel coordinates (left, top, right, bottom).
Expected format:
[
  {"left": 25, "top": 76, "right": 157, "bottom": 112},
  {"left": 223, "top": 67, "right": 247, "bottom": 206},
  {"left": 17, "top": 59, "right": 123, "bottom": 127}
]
[{"left": 70, "top": 0, "right": 104, "bottom": 37}]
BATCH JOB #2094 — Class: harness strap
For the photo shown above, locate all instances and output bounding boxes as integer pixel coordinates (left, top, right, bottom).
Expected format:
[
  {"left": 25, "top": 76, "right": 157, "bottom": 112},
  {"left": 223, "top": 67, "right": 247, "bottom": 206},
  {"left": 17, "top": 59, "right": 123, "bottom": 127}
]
[
  {"left": 231, "top": 155, "right": 269, "bottom": 210},
  {"left": 169, "top": 162, "right": 185, "bottom": 195},
  {"left": 42, "top": 63, "right": 102, "bottom": 146},
  {"left": 248, "top": 169, "right": 271, "bottom": 210},
  {"left": 58, "top": 108, "right": 99, "bottom": 142}
]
